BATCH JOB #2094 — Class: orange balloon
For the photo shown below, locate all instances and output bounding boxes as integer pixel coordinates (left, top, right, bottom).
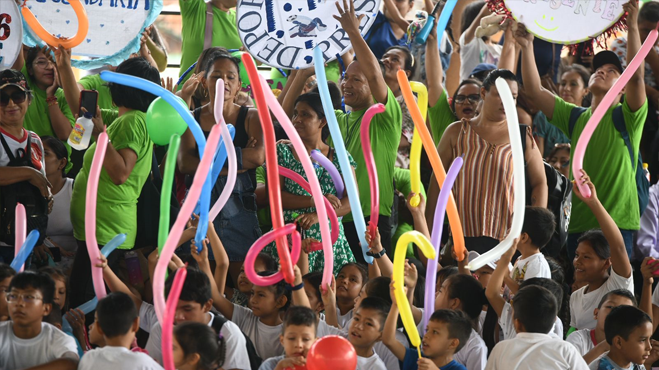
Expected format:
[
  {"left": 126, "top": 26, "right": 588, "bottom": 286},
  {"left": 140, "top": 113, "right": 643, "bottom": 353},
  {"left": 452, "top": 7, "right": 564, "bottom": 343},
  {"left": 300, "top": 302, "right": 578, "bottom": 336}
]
[
  {"left": 397, "top": 70, "right": 466, "bottom": 261},
  {"left": 21, "top": 0, "right": 89, "bottom": 49}
]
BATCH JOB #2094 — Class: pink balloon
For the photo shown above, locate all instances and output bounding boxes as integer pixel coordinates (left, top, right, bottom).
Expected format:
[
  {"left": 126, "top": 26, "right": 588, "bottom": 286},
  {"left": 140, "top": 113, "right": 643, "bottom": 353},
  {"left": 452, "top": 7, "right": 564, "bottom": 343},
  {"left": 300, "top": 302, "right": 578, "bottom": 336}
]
[
  {"left": 572, "top": 29, "right": 658, "bottom": 197},
  {"left": 257, "top": 74, "right": 334, "bottom": 287},
  {"left": 245, "top": 223, "right": 301, "bottom": 287},
  {"left": 359, "top": 103, "right": 386, "bottom": 239},
  {"left": 209, "top": 79, "right": 237, "bottom": 221},
  {"left": 14, "top": 203, "right": 26, "bottom": 272},
  {"left": 154, "top": 125, "right": 222, "bottom": 324},
  {"left": 85, "top": 131, "right": 109, "bottom": 300},
  {"left": 162, "top": 267, "right": 187, "bottom": 370}
]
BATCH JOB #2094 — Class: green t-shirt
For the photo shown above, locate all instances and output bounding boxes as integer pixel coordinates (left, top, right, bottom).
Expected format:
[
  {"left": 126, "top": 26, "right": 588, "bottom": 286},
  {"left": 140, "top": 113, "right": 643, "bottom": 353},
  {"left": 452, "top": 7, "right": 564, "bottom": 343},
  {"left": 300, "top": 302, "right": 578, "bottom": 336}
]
[
  {"left": 70, "top": 110, "right": 153, "bottom": 249},
  {"left": 427, "top": 89, "right": 457, "bottom": 146},
  {"left": 332, "top": 89, "right": 402, "bottom": 220},
  {"left": 270, "top": 61, "right": 342, "bottom": 85},
  {"left": 79, "top": 74, "right": 114, "bottom": 111},
  {"left": 179, "top": 0, "right": 243, "bottom": 84},
  {"left": 550, "top": 96, "right": 648, "bottom": 232},
  {"left": 392, "top": 167, "right": 427, "bottom": 258}
]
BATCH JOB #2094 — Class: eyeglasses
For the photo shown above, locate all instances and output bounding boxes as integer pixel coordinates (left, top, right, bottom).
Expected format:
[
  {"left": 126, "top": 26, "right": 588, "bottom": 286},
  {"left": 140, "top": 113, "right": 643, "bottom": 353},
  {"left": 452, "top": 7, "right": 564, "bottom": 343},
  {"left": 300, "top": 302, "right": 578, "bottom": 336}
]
[
  {"left": 33, "top": 59, "right": 55, "bottom": 69},
  {"left": 0, "top": 91, "right": 27, "bottom": 107},
  {"left": 6, "top": 293, "right": 43, "bottom": 304},
  {"left": 454, "top": 94, "right": 480, "bottom": 104}
]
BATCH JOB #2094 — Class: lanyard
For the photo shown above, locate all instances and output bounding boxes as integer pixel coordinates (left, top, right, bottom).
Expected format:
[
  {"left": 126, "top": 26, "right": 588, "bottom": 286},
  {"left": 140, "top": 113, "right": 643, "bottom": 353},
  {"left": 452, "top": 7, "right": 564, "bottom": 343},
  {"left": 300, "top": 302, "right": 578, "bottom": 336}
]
[{"left": 344, "top": 111, "right": 366, "bottom": 148}]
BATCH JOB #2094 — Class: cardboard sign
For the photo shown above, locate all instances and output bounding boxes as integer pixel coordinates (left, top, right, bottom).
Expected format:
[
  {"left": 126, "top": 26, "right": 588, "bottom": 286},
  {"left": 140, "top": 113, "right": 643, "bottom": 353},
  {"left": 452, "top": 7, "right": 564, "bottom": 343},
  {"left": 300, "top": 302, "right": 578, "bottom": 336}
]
[
  {"left": 22, "top": 0, "right": 161, "bottom": 69},
  {"left": 504, "top": 0, "right": 628, "bottom": 44},
  {"left": 237, "top": 0, "right": 381, "bottom": 69},
  {"left": 0, "top": 1, "right": 23, "bottom": 70}
]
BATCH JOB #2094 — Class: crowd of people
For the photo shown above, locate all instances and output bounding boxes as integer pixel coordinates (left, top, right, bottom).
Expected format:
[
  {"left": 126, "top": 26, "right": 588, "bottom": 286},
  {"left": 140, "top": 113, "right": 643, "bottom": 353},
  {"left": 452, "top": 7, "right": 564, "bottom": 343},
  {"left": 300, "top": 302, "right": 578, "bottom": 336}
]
[{"left": 3, "top": 0, "right": 659, "bottom": 369}]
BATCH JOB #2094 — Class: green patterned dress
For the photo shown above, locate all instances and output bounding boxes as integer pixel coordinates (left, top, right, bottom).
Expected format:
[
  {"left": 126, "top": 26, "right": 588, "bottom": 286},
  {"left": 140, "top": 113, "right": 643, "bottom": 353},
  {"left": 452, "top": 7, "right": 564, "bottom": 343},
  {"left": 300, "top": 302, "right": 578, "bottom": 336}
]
[{"left": 263, "top": 143, "right": 356, "bottom": 275}]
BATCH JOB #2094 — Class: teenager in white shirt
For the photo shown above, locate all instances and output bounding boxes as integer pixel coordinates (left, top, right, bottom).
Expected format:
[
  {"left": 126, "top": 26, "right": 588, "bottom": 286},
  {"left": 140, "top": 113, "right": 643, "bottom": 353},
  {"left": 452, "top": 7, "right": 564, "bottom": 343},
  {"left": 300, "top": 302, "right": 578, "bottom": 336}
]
[
  {"left": 486, "top": 285, "right": 588, "bottom": 370},
  {"left": 569, "top": 171, "right": 634, "bottom": 330},
  {"left": 79, "top": 292, "right": 162, "bottom": 370}
]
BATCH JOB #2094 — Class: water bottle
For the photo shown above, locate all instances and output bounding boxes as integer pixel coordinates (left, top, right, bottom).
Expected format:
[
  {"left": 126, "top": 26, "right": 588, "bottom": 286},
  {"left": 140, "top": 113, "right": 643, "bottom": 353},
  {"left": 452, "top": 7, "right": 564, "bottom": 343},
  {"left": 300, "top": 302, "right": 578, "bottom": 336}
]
[
  {"left": 644, "top": 163, "right": 651, "bottom": 183},
  {"left": 125, "top": 251, "right": 143, "bottom": 286},
  {"left": 67, "top": 112, "right": 94, "bottom": 150}
]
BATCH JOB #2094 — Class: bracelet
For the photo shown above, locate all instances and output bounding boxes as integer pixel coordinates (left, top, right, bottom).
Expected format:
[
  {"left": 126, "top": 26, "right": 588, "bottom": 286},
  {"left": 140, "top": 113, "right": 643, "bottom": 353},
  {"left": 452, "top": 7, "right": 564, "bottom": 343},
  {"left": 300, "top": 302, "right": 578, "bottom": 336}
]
[
  {"left": 286, "top": 282, "right": 304, "bottom": 291},
  {"left": 46, "top": 96, "right": 57, "bottom": 104},
  {"left": 366, "top": 249, "right": 387, "bottom": 259}
]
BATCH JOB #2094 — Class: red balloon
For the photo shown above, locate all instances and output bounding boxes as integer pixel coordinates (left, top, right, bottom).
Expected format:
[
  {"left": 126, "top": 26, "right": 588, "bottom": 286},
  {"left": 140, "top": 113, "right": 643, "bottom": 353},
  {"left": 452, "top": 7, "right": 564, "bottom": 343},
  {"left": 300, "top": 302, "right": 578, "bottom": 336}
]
[{"left": 307, "top": 336, "right": 357, "bottom": 370}]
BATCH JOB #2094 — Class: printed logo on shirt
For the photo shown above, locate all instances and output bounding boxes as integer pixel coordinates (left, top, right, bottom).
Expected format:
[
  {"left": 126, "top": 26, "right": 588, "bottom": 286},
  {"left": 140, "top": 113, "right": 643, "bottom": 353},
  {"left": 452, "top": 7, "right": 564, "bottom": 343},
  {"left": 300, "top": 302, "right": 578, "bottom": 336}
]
[{"left": 30, "top": 141, "right": 43, "bottom": 171}]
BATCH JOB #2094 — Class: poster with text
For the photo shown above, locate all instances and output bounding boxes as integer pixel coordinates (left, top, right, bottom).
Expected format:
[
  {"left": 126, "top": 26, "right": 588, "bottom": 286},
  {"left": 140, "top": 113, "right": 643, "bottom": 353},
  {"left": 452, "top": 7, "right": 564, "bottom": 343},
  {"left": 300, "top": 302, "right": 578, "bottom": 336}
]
[{"left": 0, "top": 1, "right": 22, "bottom": 70}]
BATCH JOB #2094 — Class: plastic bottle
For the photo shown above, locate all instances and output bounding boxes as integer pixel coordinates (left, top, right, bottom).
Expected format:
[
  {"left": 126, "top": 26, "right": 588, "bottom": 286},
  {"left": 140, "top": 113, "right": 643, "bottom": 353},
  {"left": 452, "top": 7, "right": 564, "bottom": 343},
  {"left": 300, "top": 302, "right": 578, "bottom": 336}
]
[
  {"left": 125, "top": 251, "right": 143, "bottom": 286},
  {"left": 644, "top": 163, "right": 651, "bottom": 183},
  {"left": 67, "top": 112, "right": 94, "bottom": 150}
]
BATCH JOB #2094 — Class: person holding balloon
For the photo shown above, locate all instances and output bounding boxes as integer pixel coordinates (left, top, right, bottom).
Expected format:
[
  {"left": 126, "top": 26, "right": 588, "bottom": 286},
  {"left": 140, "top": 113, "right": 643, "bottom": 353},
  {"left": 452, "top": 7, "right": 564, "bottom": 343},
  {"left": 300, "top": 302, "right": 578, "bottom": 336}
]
[
  {"left": 178, "top": 48, "right": 265, "bottom": 285},
  {"left": 516, "top": 0, "right": 648, "bottom": 261},
  {"left": 427, "top": 70, "right": 547, "bottom": 255}
]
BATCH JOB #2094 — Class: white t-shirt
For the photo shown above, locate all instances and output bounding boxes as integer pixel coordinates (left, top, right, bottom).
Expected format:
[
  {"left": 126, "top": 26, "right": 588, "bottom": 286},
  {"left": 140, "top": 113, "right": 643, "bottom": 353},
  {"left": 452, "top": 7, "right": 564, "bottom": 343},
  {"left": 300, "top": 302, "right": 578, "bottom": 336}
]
[
  {"left": 0, "top": 128, "right": 45, "bottom": 173},
  {"left": 570, "top": 270, "right": 634, "bottom": 329},
  {"left": 485, "top": 332, "right": 589, "bottom": 370},
  {"left": 499, "top": 302, "right": 564, "bottom": 340},
  {"left": 357, "top": 352, "right": 387, "bottom": 370},
  {"left": 588, "top": 354, "right": 645, "bottom": 370},
  {"left": 651, "top": 282, "right": 659, "bottom": 308},
  {"left": 511, "top": 253, "right": 552, "bottom": 283},
  {"left": 258, "top": 355, "right": 286, "bottom": 370},
  {"left": 140, "top": 303, "right": 251, "bottom": 370},
  {"left": 337, "top": 307, "right": 353, "bottom": 329},
  {"left": 458, "top": 33, "right": 502, "bottom": 81},
  {"left": 0, "top": 321, "right": 79, "bottom": 369},
  {"left": 78, "top": 346, "right": 163, "bottom": 370},
  {"left": 232, "top": 303, "right": 284, "bottom": 360},
  {"left": 453, "top": 329, "right": 488, "bottom": 370},
  {"left": 46, "top": 178, "right": 76, "bottom": 252},
  {"left": 566, "top": 329, "right": 595, "bottom": 356}
]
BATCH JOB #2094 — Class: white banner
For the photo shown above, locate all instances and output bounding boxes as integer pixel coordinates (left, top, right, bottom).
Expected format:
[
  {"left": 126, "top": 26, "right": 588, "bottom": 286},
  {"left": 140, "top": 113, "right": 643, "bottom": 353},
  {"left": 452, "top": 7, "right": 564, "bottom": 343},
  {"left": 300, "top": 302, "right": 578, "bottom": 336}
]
[
  {"left": 0, "top": 1, "right": 23, "bottom": 70},
  {"left": 237, "top": 0, "right": 381, "bottom": 69}
]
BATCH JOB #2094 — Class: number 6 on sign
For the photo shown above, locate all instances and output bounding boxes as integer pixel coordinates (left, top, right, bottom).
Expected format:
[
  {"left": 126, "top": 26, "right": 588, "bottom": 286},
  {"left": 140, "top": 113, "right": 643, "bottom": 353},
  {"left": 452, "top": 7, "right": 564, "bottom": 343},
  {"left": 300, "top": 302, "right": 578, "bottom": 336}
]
[{"left": 0, "top": 1, "right": 21, "bottom": 68}]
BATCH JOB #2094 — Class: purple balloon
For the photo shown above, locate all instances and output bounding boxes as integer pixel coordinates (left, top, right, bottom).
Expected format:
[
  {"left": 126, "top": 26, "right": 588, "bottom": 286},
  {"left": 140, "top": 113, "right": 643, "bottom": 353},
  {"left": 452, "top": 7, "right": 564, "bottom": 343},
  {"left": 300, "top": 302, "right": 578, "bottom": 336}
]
[
  {"left": 310, "top": 149, "right": 345, "bottom": 199},
  {"left": 423, "top": 156, "right": 463, "bottom": 332}
]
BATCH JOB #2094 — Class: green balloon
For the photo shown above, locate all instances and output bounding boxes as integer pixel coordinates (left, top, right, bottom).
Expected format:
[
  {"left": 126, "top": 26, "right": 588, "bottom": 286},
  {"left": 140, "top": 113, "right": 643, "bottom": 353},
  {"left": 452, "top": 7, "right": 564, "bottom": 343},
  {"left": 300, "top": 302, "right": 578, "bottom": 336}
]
[
  {"left": 230, "top": 51, "right": 251, "bottom": 90},
  {"left": 146, "top": 96, "right": 189, "bottom": 146}
]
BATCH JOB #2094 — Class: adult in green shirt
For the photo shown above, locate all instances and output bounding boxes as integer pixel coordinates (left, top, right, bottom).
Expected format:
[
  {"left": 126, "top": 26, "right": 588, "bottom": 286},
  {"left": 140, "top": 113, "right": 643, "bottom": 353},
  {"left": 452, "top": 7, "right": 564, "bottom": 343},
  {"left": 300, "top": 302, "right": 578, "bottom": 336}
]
[
  {"left": 516, "top": 0, "right": 647, "bottom": 260},
  {"left": 66, "top": 58, "right": 159, "bottom": 308},
  {"left": 334, "top": 1, "right": 402, "bottom": 262},
  {"left": 179, "top": 0, "right": 243, "bottom": 85}
]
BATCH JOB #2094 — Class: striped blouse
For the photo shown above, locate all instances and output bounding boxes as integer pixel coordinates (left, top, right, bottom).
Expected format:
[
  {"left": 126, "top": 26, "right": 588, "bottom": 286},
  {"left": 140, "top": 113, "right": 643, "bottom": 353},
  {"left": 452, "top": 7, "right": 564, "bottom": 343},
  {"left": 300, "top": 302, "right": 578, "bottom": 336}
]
[{"left": 452, "top": 119, "right": 529, "bottom": 241}]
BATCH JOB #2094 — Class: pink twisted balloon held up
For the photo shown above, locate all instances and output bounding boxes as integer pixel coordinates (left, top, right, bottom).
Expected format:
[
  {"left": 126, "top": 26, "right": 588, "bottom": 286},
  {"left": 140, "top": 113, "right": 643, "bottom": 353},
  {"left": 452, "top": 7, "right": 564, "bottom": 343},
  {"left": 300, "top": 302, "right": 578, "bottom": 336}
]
[
  {"left": 572, "top": 28, "right": 658, "bottom": 197},
  {"left": 85, "top": 130, "right": 109, "bottom": 299},
  {"left": 244, "top": 224, "right": 302, "bottom": 287},
  {"left": 14, "top": 203, "right": 26, "bottom": 272},
  {"left": 360, "top": 103, "right": 386, "bottom": 240},
  {"left": 162, "top": 267, "right": 188, "bottom": 370},
  {"left": 209, "top": 79, "right": 237, "bottom": 221},
  {"left": 154, "top": 125, "right": 222, "bottom": 324}
]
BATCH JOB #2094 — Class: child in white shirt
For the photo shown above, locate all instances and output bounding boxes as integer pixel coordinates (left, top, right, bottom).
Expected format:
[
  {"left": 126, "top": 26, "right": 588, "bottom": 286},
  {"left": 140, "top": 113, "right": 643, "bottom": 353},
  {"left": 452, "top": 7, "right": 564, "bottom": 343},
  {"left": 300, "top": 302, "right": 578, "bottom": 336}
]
[{"left": 349, "top": 297, "right": 389, "bottom": 370}]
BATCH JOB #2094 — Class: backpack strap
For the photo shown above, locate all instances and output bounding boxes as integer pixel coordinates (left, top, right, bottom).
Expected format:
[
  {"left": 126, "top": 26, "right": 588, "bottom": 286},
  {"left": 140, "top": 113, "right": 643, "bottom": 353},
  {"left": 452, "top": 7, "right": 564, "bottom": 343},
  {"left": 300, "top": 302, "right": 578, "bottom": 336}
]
[
  {"left": 611, "top": 105, "right": 635, "bottom": 168},
  {"left": 204, "top": 2, "right": 214, "bottom": 50},
  {"left": 0, "top": 132, "right": 16, "bottom": 162},
  {"left": 519, "top": 124, "right": 528, "bottom": 160},
  {"left": 568, "top": 107, "right": 588, "bottom": 137},
  {"left": 211, "top": 313, "right": 227, "bottom": 333}
]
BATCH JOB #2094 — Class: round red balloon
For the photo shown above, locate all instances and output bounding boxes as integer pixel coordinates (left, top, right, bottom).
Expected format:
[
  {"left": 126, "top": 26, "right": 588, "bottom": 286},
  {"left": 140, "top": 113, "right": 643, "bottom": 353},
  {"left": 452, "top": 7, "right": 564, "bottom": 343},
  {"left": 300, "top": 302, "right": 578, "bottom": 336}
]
[{"left": 307, "top": 336, "right": 357, "bottom": 370}]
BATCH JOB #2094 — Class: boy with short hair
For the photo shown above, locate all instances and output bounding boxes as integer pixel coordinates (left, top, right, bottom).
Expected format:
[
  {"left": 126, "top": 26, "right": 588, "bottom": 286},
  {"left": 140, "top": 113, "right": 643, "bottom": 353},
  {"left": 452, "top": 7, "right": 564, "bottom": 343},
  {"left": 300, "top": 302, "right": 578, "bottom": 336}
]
[
  {"left": 0, "top": 263, "right": 16, "bottom": 321},
  {"left": 505, "top": 206, "right": 554, "bottom": 294},
  {"left": 0, "top": 271, "right": 79, "bottom": 369},
  {"left": 485, "top": 286, "right": 588, "bottom": 369},
  {"left": 589, "top": 305, "right": 654, "bottom": 370},
  {"left": 259, "top": 306, "right": 318, "bottom": 370},
  {"left": 78, "top": 292, "right": 163, "bottom": 370},
  {"left": 349, "top": 296, "right": 389, "bottom": 370}
]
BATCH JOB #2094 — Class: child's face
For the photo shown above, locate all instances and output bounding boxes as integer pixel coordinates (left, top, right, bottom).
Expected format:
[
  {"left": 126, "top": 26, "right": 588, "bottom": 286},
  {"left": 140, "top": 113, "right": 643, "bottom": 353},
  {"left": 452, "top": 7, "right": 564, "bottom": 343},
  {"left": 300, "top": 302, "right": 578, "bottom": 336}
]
[
  {"left": 594, "top": 296, "right": 634, "bottom": 333},
  {"left": 7, "top": 287, "right": 51, "bottom": 327},
  {"left": 353, "top": 284, "right": 367, "bottom": 310},
  {"left": 336, "top": 265, "right": 364, "bottom": 302},
  {"left": 53, "top": 278, "right": 66, "bottom": 310},
  {"left": 303, "top": 281, "right": 323, "bottom": 314},
  {"left": 348, "top": 307, "right": 383, "bottom": 349},
  {"left": 422, "top": 320, "right": 456, "bottom": 358},
  {"left": 172, "top": 336, "right": 193, "bottom": 370},
  {"left": 174, "top": 300, "right": 211, "bottom": 325},
  {"left": 280, "top": 324, "right": 317, "bottom": 358},
  {"left": 615, "top": 321, "right": 653, "bottom": 365},
  {"left": 573, "top": 242, "right": 609, "bottom": 283},
  {"left": 250, "top": 285, "right": 281, "bottom": 317},
  {"left": 435, "top": 279, "right": 453, "bottom": 311},
  {"left": 238, "top": 260, "right": 266, "bottom": 294},
  {"left": 472, "top": 266, "right": 494, "bottom": 288},
  {"left": 88, "top": 312, "right": 105, "bottom": 346},
  {"left": 0, "top": 277, "right": 12, "bottom": 318}
]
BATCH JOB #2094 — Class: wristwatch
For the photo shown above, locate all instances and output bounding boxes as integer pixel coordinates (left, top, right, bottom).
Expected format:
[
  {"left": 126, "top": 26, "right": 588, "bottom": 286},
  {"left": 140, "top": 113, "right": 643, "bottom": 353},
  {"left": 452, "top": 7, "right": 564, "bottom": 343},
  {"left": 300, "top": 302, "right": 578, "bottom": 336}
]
[{"left": 366, "top": 249, "right": 387, "bottom": 259}]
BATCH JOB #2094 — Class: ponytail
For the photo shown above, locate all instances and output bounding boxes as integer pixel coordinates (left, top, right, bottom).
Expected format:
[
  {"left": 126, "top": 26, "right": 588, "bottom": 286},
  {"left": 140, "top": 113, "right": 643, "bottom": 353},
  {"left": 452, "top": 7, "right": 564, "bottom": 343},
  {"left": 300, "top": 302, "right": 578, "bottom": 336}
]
[{"left": 174, "top": 322, "right": 227, "bottom": 370}]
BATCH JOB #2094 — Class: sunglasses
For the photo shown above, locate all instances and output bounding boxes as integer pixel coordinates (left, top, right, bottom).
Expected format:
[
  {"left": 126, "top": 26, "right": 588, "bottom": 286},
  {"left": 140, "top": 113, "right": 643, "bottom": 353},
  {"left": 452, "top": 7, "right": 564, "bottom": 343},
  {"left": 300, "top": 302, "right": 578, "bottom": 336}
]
[
  {"left": 0, "top": 91, "right": 28, "bottom": 107},
  {"left": 454, "top": 94, "right": 480, "bottom": 104}
]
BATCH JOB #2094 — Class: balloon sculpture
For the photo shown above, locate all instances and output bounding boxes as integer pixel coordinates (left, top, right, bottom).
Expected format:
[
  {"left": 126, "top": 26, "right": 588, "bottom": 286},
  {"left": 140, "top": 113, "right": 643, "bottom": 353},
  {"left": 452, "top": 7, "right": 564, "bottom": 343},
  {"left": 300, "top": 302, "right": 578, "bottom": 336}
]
[
  {"left": 158, "top": 134, "right": 181, "bottom": 255},
  {"left": 310, "top": 149, "right": 345, "bottom": 199},
  {"left": 361, "top": 103, "right": 386, "bottom": 240},
  {"left": 162, "top": 267, "right": 187, "bottom": 370},
  {"left": 146, "top": 97, "right": 190, "bottom": 146},
  {"left": 408, "top": 82, "right": 428, "bottom": 208},
  {"left": 12, "top": 203, "right": 28, "bottom": 272},
  {"left": 20, "top": 0, "right": 89, "bottom": 48}
]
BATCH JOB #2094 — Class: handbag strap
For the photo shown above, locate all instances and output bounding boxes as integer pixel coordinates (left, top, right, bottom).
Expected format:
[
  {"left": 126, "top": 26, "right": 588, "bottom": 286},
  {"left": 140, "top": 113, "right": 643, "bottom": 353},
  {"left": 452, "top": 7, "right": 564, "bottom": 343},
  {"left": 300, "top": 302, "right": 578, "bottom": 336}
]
[{"left": 204, "top": 2, "right": 213, "bottom": 50}]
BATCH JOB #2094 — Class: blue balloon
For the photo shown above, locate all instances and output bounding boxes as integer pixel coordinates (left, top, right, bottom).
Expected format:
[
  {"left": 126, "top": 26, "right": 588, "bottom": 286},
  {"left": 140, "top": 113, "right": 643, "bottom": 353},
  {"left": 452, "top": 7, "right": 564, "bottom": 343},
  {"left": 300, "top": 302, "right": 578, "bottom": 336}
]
[
  {"left": 10, "top": 230, "right": 39, "bottom": 271},
  {"left": 100, "top": 233, "right": 127, "bottom": 257},
  {"left": 416, "top": 0, "right": 458, "bottom": 45},
  {"left": 313, "top": 47, "right": 373, "bottom": 264}
]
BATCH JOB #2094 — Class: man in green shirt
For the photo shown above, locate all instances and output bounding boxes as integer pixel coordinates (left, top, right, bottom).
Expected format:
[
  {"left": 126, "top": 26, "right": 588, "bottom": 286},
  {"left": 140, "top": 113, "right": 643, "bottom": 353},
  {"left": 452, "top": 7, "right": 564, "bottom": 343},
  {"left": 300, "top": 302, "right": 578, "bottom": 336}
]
[
  {"left": 517, "top": 1, "right": 647, "bottom": 259},
  {"left": 179, "top": 0, "right": 243, "bottom": 85},
  {"left": 334, "top": 1, "right": 402, "bottom": 262}
]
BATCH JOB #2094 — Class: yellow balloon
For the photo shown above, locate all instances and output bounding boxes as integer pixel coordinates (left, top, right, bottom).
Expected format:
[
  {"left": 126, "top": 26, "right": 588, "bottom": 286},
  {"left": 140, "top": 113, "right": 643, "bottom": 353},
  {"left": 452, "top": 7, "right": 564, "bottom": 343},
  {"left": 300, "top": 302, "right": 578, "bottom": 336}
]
[
  {"left": 393, "top": 231, "right": 436, "bottom": 350},
  {"left": 408, "top": 82, "right": 428, "bottom": 208}
]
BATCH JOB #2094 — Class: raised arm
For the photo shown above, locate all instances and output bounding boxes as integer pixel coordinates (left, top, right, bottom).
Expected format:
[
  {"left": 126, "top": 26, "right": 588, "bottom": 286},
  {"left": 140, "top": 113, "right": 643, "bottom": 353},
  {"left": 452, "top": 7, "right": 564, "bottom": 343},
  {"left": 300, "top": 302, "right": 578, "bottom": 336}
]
[
  {"left": 462, "top": 3, "right": 491, "bottom": 45},
  {"left": 54, "top": 46, "right": 81, "bottom": 118},
  {"left": 383, "top": 281, "right": 408, "bottom": 361},
  {"left": 335, "top": 0, "right": 389, "bottom": 104},
  {"left": 497, "top": 21, "right": 517, "bottom": 71},
  {"left": 525, "top": 131, "right": 548, "bottom": 207},
  {"left": 426, "top": 11, "right": 445, "bottom": 109},
  {"left": 640, "top": 257, "right": 657, "bottom": 325},
  {"left": 291, "top": 265, "right": 311, "bottom": 308},
  {"left": 485, "top": 240, "right": 517, "bottom": 317},
  {"left": 98, "top": 254, "right": 143, "bottom": 311},
  {"left": 623, "top": 0, "right": 646, "bottom": 112},
  {"left": 382, "top": 0, "right": 410, "bottom": 30},
  {"left": 365, "top": 228, "right": 393, "bottom": 277},
  {"left": 191, "top": 237, "right": 224, "bottom": 313}
]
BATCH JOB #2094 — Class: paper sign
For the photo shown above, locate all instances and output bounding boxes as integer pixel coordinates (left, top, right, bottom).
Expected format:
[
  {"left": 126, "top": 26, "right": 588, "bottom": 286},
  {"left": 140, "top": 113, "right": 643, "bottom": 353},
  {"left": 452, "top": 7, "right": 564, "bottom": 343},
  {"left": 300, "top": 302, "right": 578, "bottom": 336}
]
[
  {"left": 22, "top": 0, "right": 161, "bottom": 70},
  {"left": 504, "top": 0, "right": 628, "bottom": 44},
  {"left": 0, "top": 1, "right": 22, "bottom": 70},
  {"left": 237, "top": 0, "right": 381, "bottom": 69}
]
